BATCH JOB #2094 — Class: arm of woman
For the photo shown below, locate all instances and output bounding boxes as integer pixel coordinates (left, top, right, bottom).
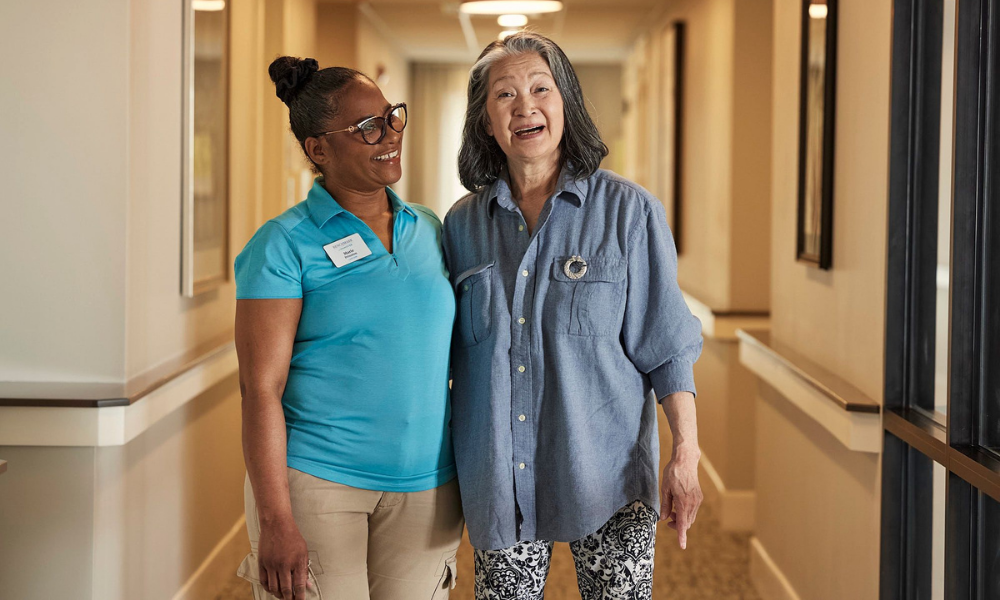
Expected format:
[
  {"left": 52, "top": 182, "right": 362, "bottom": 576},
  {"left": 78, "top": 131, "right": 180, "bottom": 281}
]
[
  {"left": 236, "top": 298, "right": 308, "bottom": 600},
  {"left": 621, "top": 193, "right": 704, "bottom": 550}
]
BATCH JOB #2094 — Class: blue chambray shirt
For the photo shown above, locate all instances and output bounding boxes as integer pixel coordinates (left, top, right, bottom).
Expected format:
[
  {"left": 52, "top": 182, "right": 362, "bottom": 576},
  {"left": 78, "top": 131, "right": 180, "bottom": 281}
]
[{"left": 441, "top": 167, "right": 703, "bottom": 550}]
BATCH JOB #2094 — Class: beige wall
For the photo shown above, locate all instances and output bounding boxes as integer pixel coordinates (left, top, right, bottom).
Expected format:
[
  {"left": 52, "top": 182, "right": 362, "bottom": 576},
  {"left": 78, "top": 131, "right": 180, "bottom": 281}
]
[
  {"left": 770, "top": 0, "right": 890, "bottom": 401},
  {"left": 0, "top": 0, "right": 272, "bottom": 597},
  {"left": 694, "top": 338, "right": 757, "bottom": 490},
  {"left": 575, "top": 64, "right": 624, "bottom": 173},
  {"left": 0, "top": 0, "right": 128, "bottom": 382},
  {"left": 752, "top": 1, "right": 893, "bottom": 598},
  {"left": 729, "top": 0, "right": 774, "bottom": 312},
  {"left": 756, "top": 383, "right": 881, "bottom": 598},
  {"left": 0, "top": 446, "right": 97, "bottom": 599},
  {"left": 92, "top": 378, "right": 244, "bottom": 599},
  {"left": 316, "top": 3, "right": 358, "bottom": 69},
  {"left": 622, "top": 0, "right": 771, "bottom": 312},
  {"left": 125, "top": 0, "right": 249, "bottom": 378}
]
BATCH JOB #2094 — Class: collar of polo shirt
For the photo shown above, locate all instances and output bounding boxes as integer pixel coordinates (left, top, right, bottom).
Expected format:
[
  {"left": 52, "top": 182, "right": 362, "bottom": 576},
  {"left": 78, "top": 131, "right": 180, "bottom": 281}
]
[{"left": 306, "top": 177, "right": 417, "bottom": 228}]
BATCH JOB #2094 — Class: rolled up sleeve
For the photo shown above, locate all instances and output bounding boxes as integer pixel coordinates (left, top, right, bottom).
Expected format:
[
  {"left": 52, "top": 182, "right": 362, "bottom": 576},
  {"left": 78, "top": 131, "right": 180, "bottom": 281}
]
[{"left": 622, "top": 194, "right": 703, "bottom": 400}]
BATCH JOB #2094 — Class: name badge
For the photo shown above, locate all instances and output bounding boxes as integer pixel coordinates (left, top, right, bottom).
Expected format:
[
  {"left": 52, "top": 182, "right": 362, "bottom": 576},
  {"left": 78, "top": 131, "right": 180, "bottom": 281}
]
[{"left": 323, "top": 234, "right": 372, "bottom": 268}]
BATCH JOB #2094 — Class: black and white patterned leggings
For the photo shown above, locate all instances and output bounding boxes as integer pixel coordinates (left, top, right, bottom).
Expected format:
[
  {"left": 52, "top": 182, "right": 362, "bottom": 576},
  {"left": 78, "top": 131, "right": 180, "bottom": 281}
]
[{"left": 473, "top": 501, "right": 658, "bottom": 600}]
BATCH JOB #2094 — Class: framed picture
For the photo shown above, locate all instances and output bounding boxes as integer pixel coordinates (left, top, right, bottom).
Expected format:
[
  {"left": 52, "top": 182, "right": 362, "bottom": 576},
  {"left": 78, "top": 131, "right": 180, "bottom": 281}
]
[
  {"left": 181, "top": 0, "right": 230, "bottom": 297},
  {"left": 796, "top": 0, "right": 837, "bottom": 269},
  {"left": 658, "top": 21, "right": 686, "bottom": 255}
]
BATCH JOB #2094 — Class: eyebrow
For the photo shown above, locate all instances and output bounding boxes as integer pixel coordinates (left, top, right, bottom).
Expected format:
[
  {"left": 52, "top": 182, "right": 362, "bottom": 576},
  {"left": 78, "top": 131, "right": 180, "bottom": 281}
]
[
  {"left": 354, "top": 103, "right": 393, "bottom": 122},
  {"left": 492, "top": 72, "right": 554, "bottom": 87}
]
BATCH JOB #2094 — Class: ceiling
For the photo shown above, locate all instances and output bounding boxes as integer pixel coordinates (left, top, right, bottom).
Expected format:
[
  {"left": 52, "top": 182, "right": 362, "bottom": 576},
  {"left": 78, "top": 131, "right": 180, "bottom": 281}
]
[{"left": 329, "top": 0, "right": 666, "bottom": 63}]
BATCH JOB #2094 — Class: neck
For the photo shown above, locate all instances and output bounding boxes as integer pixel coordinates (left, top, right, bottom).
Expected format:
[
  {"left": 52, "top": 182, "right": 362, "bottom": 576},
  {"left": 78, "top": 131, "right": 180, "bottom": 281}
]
[
  {"left": 507, "top": 153, "right": 562, "bottom": 205},
  {"left": 321, "top": 177, "right": 390, "bottom": 220}
]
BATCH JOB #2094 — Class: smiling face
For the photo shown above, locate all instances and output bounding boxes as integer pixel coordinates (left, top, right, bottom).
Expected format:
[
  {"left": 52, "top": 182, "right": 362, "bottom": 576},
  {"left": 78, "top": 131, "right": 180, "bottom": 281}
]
[
  {"left": 485, "top": 52, "right": 565, "bottom": 170},
  {"left": 306, "top": 78, "right": 403, "bottom": 191}
]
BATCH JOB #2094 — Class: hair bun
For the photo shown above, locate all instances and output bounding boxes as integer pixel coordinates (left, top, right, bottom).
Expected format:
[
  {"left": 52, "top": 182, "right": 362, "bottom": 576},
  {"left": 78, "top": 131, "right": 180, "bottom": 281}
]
[{"left": 269, "top": 57, "right": 320, "bottom": 104}]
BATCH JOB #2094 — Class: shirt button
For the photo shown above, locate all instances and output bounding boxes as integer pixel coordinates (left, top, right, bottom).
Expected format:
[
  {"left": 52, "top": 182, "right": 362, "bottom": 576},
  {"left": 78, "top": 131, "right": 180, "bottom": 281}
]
[
  {"left": 519, "top": 462, "right": 526, "bottom": 470},
  {"left": 518, "top": 414, "right": 526, "bottom": 422},
  {"left": 518, "top": 317, "right": 526, "bottom": 325},
  {"left": 517, "top": 365, "right": 525, "bottom": 373},
  {"left": 522, "top": 269, "right": 529, "bottom": 277},
  {"left": 518, "top": 225, "right": 525, "bottom": 232},
  {"left": 463, "top": 284, "right": 469, "bottom": 291}
]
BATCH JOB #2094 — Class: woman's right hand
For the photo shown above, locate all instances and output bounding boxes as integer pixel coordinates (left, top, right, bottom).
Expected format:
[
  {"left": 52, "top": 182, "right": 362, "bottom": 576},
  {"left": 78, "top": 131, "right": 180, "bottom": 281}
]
[{"left": 257, "top": 517, "right": 311, "bottom": 599}]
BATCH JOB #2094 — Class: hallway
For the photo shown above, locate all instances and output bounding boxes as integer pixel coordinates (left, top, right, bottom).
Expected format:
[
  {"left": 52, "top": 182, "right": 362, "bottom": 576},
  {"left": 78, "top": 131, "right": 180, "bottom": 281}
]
[{"left": 13, "top": 0, "right": 1000, "bottom": 598}]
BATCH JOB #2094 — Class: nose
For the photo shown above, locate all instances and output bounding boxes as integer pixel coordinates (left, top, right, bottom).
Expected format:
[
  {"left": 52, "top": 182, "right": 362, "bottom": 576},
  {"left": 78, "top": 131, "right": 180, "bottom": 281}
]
[
  {"left": 513, "top": 94, "right": 537, "bottom": 118},
  {"left": 384, "top": 121, "right": 402, "bottom": 145}
]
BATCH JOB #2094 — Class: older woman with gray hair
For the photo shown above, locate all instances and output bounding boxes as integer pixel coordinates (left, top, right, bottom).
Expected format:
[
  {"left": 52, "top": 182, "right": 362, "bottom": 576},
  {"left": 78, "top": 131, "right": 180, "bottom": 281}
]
[{"left": 441, "top": 32, "right": 704, "bottom": 599}]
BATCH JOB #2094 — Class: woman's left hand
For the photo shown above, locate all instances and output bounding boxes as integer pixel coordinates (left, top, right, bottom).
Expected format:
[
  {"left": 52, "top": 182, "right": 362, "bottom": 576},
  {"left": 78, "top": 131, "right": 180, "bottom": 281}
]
[{"left": 660, "top": 442, "right": 703, "bottom": 550}]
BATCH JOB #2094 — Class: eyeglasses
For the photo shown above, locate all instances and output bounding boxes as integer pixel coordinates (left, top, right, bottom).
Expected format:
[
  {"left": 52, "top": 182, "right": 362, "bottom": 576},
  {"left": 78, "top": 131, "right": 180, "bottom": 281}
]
[{"left": 316, "top": 103, "right": 407, "bottom": 145}]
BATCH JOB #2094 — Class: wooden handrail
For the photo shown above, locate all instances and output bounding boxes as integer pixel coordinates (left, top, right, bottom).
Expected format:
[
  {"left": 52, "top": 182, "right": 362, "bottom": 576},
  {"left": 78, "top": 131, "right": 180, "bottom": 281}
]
[
  {"left": 0, "top": 330, "right": 234, "bottom": 408},
  {"left": 738, "top": 329, "right": 880, "bottom": 413}
]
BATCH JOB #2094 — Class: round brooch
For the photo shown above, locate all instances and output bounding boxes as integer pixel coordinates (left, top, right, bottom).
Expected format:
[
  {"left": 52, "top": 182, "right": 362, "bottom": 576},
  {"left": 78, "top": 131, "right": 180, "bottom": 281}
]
[{"left": 563, "top": 256, "right": 588, "bottom": 280}]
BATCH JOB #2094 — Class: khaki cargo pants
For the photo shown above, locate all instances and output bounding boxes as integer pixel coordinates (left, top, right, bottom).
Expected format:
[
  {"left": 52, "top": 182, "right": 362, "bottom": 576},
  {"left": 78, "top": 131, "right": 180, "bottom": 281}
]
[{"left": 238, "top": 468, "right": 464, "bottom": 600}]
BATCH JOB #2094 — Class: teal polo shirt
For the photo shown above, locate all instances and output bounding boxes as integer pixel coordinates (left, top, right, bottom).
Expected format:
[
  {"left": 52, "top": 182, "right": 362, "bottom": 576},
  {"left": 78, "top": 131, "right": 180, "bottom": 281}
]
[{"left": 235, "top": 179, "right": 456, "bottom": 492}]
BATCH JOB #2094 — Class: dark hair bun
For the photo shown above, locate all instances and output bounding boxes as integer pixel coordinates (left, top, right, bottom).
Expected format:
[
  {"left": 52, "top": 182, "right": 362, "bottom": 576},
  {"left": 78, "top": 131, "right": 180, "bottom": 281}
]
[{"left": 269, "top": 56, "right": 320, "bottom": 104}]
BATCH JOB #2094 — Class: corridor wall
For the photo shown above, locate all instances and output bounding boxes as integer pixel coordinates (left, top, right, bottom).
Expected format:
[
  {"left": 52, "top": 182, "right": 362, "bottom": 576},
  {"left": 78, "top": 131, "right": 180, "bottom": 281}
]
[
  {"left": 746, "top": 0, "right": 892, "bottom": 598},
  {"left": 0, "top": 0, "right": 305, "bottom": 598}
]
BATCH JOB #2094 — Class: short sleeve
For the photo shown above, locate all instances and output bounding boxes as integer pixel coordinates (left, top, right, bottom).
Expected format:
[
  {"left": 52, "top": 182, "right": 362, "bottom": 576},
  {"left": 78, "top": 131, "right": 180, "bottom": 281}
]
[{"left": 235, "top": 221, "right": 303, "bottom": 299}]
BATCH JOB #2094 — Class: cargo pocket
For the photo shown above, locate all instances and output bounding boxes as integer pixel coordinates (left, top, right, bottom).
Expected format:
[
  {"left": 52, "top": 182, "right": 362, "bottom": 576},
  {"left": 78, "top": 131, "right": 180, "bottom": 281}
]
[
  {"left": 430, "top": 555, "right": 458, "bottom": 599},
  {"left": 238, "top": 552, "right": 325, "bottom": 600}
]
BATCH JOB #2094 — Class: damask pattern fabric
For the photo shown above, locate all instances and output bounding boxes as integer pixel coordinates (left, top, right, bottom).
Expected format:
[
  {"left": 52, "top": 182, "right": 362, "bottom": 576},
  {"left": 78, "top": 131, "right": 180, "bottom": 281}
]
[{"left": 473, "top": 501, "right": 658, "bottom": 600}]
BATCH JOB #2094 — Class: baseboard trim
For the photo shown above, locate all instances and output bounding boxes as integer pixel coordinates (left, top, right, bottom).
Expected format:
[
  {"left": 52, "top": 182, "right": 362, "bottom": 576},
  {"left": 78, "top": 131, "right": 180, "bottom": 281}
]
[
  {"left": 172, "top": 515, "right": 248, "bottom": 600},
  {"left": 749, "top": 536, "right": 801, "bottom": 600},
  {"left": 699, "top": 454, "right": 756, "bottom": 532}
]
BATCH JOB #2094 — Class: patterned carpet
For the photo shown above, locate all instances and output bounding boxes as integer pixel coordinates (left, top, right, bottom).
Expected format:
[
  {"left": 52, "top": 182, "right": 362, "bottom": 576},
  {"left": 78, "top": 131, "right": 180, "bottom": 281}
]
[{"left": 214, "top": 500, "right": 759, "bottom": 599}]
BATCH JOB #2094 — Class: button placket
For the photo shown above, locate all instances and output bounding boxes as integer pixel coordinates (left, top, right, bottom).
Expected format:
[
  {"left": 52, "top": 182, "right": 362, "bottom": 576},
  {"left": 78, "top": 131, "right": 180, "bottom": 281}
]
[
  {"left": 511, "top": 248, "right": 540, "bottom": 526},
  {"left": 507, "top": 200, "right": 556, "bottom": 542}
]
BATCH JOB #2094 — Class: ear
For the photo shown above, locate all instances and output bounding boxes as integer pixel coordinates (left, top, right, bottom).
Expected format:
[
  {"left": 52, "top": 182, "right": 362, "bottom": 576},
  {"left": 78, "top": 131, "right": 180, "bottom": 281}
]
[{"left": 304, "top": 137, "right": 330, "bottom": 167}]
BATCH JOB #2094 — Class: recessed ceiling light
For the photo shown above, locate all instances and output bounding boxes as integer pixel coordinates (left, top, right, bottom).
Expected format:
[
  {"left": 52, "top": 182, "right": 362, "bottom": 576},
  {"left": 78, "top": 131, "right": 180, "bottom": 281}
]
[
  {"left": 808, "top": 4, "right": 828, "bottom": 19},
  {"left": 498, "top": 14, "right": 529, "bottom": 27},
  {"left": 499, "top": 29, "right": 520, "bottom": 40},
  {"left": 460, "top": 1, "right": 563, "bottom": 15},
  {"left": 192, "top": 0, "right": 225, "bottom": 11}
]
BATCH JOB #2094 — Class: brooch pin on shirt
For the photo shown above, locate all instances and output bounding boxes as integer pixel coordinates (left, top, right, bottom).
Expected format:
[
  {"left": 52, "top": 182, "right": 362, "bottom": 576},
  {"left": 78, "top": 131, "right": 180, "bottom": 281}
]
[{"left": 563, "top": 256, "right": 588, "bottom": 280}]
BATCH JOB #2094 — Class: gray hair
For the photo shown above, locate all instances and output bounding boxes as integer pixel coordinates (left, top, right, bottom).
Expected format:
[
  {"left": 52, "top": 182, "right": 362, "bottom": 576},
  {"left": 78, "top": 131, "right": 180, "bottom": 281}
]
[{"left": 458, "top": 32, "right": 609, "bottom": 192}]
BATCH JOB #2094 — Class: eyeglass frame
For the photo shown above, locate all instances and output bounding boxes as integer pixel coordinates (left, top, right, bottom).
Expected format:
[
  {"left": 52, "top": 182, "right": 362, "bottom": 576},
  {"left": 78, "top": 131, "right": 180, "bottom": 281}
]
[{"left": 314, "top": 103, "right": 407, "bottom": 145}]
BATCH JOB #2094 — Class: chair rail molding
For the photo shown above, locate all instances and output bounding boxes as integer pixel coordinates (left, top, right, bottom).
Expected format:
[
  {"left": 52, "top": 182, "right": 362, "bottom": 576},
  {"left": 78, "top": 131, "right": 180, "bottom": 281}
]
[
  {"left": 0, "top": 336, "right": 237, "bottom": 447},
  {"left": 682, "top": 291, "right": 770, "bottom": 340},
  {"left": 737, "top": 329, "right": 881, "bottom": 453}
]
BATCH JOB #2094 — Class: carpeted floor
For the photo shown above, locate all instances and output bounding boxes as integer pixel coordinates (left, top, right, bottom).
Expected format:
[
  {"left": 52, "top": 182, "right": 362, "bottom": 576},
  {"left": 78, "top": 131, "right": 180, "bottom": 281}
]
[{"left": 214, "top": 499, "right": 759, "bottom": 600}]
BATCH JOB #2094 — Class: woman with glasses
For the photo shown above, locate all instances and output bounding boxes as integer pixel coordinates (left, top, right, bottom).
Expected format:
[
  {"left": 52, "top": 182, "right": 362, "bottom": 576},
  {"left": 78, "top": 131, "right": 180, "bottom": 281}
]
[
  {"left": 234, "top": 57, "right": 463, "bottom": 600},
  {"left": 442, "top": 32, "right": 704, "bottom": 599}
]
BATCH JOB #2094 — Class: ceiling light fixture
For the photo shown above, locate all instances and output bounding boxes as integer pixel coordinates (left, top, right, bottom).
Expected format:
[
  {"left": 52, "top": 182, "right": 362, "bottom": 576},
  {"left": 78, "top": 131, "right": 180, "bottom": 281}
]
[
  {"left": 498, "top": 14, "right": 529, "bottom": 27},
  {"left": 499, "top": 29, "right": 520, "bottom": 40},
  {"left": 192, "top": 0, "right": 226, "bottom": 11},
  {"left": 808, "top": 4, "right": 828, "bottom": 19},
  {"left": 460, "top": 1, "right": 563, "bottom": 15}
]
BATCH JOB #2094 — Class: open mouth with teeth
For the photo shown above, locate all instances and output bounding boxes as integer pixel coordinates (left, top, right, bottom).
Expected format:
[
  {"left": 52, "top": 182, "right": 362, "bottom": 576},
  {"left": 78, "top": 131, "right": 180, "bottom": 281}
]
[
  {"left": 373, "top": 149, "right": 399, "bottom": 162},
  {"left": 514, "top": 125, "right": 545, "bottom": 137}
]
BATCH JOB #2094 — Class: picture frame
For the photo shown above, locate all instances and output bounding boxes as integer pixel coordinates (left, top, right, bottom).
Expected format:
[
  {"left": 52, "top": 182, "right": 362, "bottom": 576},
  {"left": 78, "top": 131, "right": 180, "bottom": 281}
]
[
  {"left": 181, "top": 0, "right": 231, "bottom": 297},
  {"left": 796, "top": 0, "right": 837, "bottom": 269},
  {"left": 659, "top": 21, "right": 686, "bottom": 255}
]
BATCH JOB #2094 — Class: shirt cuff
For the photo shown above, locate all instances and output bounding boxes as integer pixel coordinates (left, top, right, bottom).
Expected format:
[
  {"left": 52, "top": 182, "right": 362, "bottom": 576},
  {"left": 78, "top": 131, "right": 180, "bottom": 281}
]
[{"left": 649, "top": 359, "right": 697, "bottom": 401}]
